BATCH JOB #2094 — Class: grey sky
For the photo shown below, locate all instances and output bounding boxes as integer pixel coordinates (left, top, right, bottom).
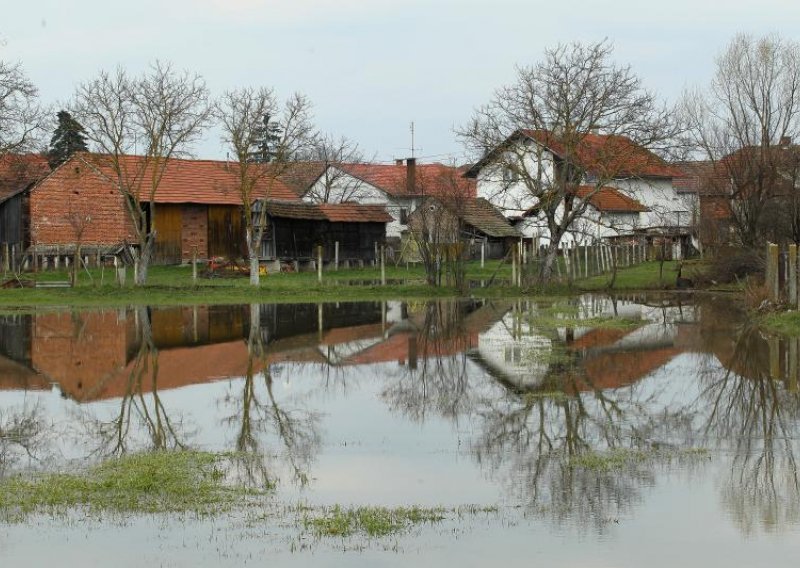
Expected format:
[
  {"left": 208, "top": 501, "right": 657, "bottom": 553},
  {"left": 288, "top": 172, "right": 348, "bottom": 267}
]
[{"left": 3, "top": 0, "right": 800, "bottom": 162}]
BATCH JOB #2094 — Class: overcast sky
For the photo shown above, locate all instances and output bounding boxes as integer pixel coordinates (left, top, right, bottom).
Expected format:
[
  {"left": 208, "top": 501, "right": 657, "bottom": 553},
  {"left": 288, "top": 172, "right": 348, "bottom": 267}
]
[{"left": 3, "top": 0, "right": 800, "bottom": 163}]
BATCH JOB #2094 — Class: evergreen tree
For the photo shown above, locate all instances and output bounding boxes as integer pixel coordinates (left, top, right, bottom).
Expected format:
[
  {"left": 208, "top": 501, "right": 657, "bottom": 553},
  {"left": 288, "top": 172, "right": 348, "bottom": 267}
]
[
  {"left": 47, "top": 110, "right": 89, "bottom": 168},
  {"left": 247, "top": 113, "right": 283, "bottom": 163}
]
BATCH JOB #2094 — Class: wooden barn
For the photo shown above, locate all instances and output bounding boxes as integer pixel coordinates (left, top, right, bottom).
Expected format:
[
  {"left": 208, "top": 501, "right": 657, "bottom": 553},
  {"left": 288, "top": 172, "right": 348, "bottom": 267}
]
[
  {"left": 27, "top": 154, "right": 303, "bottom": 265},
  {"left": 0, "top": 154, "right": 50, "bottom": 270},
  {"left": 255, "top": 200, "right": 392, "bottom": 264}
]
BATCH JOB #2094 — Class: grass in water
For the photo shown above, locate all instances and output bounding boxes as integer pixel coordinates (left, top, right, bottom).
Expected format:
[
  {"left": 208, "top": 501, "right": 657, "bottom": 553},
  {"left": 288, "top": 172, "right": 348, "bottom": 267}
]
[
  {"left": 304, "top": 505, "right": 446, "bottom": 537},
  {"left": 568, "top": 447, "right": 711, "bottom": 472},
  {"left": 0, "top": 451, "right": 268, "bottom": 520}
]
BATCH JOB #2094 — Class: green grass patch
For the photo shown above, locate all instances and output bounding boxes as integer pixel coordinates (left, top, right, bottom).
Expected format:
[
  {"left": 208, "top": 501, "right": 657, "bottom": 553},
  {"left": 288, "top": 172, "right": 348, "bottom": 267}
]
[
  {"left": 577, "top": 261, "right": 683, "bottom": 291},
  {"left": 0, "top": 451, "right": 269, "bottom": 520},
  {"left": 568, "top": 447, "right": 711, "bottom": 472},
  {"left": 303, "top": 505, "right": 446, "bottom": 537},
  {"left": 760, "top": 310, "right": 800, "bottom": 336}
]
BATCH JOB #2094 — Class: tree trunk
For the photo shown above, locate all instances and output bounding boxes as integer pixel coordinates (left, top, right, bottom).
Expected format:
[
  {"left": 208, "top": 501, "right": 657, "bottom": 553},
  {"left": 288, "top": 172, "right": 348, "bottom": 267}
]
[
  {"left": 247, "top": 230, "right": 260, "bottom": 286},
  {"left": 538, "top": 241, "right": 560, "bottom": 285},
  {"left": 135, "top": 233, "right": 156, "bottom": 286}
]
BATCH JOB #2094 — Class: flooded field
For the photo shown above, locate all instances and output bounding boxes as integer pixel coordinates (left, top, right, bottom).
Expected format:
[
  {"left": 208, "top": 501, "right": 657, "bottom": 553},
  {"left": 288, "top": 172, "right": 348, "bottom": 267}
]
[{"left": 1, "top": 294, "right": 799, "bottom": 566}]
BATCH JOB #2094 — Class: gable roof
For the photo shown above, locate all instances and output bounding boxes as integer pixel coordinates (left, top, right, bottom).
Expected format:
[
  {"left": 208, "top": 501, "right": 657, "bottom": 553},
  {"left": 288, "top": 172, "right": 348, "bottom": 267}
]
[
  {"left": 466, "top": 129, "right": 680, "bottom": 180},
  {"left": 461, "top": 198, "right": 522, "bottom": 237},
  {"left": 38, "top": 153, "right": 300, "bottom": 205},
  {"left": 0, "top": 154, "right": 50, "bottom": 202},
  {"left": 261, "top": 199, "right": 393, "bottom": 223},
  {"left": 334, "top": 162, "right": 477, "bottom": 199},
  {"left": 672, "top": 160, "right": 715, "bottom": 194},
  {"left": 573, "top": 185, "right": 649, "bottom": 213}
]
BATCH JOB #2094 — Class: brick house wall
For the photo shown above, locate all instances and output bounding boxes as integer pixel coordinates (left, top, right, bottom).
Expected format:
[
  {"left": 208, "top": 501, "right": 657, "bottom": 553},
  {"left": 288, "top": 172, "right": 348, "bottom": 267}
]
[{"left": 30, "top": 160, "right": 135, "bottom": 248}]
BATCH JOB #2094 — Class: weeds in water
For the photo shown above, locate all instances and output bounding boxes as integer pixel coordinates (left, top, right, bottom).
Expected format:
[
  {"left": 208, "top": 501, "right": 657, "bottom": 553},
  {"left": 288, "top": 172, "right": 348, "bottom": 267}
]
[
  {"left": 568, "top": 447, "right": 711, "bottom": 472},
  {"left": 303, "top": 505, "right": 446, "bottom": 537},
  {"left": 0, "top": 451, "right": 271, "bottom": 521}
]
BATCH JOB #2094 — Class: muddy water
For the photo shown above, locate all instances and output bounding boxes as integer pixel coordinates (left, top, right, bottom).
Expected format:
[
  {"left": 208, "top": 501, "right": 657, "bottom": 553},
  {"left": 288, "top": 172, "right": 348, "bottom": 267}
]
[{"left": 1, "top": 294, "right": 799, "bottom": 566}]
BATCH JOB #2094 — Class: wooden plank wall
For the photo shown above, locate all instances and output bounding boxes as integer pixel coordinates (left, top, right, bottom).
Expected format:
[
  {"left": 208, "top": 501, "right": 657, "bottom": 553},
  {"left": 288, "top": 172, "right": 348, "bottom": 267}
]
[{"left": 153, "top": 204, "right": 183, "bottom": 264}]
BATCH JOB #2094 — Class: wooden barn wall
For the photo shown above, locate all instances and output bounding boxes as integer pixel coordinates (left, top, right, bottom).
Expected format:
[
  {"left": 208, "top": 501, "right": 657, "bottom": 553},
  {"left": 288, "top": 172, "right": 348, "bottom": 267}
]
[
  {"left": 153, "top": 204, "right": 183, "bottom": 264},
  {"left": 0, "top": 193, "right": 26, "bottom": 246},
  {"left": 268, "top": 218, "right": 385, "bottom": 261},
  {"left": 208, "top": 205, "right": 245, "bottom": 259}
]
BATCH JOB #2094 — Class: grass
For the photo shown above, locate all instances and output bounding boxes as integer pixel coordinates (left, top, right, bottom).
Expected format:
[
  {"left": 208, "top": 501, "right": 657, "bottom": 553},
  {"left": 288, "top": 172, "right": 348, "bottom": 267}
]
[
  {"left": 0, "top": 451, "right": 268, "bottom": 520},
  {"left": 0, "top": 259, "right": 711, "bottom": 310},
  {"left": 760, "top": 310, "right": 800, "bottom": 336},
  {"left": 568, "top": 447, "right": 711, "bottom": 472},
  {"left": 303, "top": 505, "right": 447, "bottom": 537},
  {"left": 577, "top": 260, "right": 688, "bottom": 291}
]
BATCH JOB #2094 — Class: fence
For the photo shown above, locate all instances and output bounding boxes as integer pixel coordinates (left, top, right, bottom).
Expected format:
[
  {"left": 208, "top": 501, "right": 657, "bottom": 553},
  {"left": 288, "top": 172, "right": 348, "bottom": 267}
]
[
  {"left": 765, "top": 242, "right": 800, "bottom": 306},
  {"left": 507, "top": 241, "right": 654, "bottom": 287}
]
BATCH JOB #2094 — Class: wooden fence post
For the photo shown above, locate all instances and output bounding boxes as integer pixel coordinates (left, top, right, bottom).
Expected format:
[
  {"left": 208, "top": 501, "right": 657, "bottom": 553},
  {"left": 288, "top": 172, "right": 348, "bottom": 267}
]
[
  {"left": 511, "top": 243, "right": 517, "bottom": 286},
  {"left": 2, "top": 243, "right": 8, "bottom": 274},
  {"left": 481, "top": 240, "right": 485, "bottom": 269},
  {"left": 334, "top": 241, "right": 339, "bottom": 271},
  {"left": 767, "top": 242, "right": 780, "bottom": 302},
  {"left": 317, "top": 245, "right": 323, "bottom": 284},
  {"left": 380, "top": 245, "right": 386, "bottom": 286},
  {"left": 790, "top": 244, "right": 798, "bottom": 307},
  {"left": 192, "top": 246, "right": 198, "bottom": 285}
]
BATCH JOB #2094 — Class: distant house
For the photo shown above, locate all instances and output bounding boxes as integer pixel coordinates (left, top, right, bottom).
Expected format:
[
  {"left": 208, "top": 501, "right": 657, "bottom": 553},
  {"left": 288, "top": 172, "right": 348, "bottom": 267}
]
[
  {"left": 407, "top": 197, "right": 520, "bottom": 260},
  {"left": 254, "top": 199, "right": 392, "bottom": 265},
  {"left": 0, "top": 154, "right": 50, "bottom": 267},
  {"left": 464, "top": 130, "right": 694, "bottom": 251},
  {"left": 303, "top": 159, "right": 477, "bottom": 243}
]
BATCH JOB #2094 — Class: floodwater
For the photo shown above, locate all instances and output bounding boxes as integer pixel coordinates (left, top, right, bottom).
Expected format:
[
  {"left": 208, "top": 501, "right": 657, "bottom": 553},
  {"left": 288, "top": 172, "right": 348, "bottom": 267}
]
[{"left": 1, "top": 294, "right": 799, "bottom": 566}]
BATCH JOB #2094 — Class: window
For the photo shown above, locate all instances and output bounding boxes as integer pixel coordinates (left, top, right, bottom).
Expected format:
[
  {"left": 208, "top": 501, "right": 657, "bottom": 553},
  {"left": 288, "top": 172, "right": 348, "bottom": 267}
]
[{"left": 502, "top": 167, "right": 519, "bottom": 185}]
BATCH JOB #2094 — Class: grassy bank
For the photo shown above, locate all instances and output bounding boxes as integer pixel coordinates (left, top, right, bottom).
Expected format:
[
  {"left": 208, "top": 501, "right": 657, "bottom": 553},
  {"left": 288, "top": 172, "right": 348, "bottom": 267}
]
[
  {"left": 759, "top": 311, "right": 800, "bottom": 336},
  {"left": 0, "top": 260, "right": 704, "bottom": 309}
]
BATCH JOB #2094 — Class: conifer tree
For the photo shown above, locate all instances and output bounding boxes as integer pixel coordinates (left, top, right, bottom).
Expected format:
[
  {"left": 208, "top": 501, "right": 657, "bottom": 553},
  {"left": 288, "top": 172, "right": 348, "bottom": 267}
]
[{"left": 47, "top": 110, "right": 88, "bottom": 168}]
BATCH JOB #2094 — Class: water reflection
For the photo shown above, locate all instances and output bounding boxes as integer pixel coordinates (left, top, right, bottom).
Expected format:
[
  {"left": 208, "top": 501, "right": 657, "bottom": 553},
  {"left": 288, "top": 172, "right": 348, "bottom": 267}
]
[{"left": 0, "top": 294, "right": 799, "bottom": 538}]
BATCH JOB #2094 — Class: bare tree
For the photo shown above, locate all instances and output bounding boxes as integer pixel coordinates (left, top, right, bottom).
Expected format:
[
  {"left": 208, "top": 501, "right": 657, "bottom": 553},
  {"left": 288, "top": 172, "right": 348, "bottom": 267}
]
[
  {"left": 64, "top": 197, "right": 92, "bottom": 286},
  {"left": 301, "top": 134, "right": 372, "bottom": 203},
  {"left": 459, "top": 40, "right": 677, "bottom": 284},
  {"left": 216, "top": 88, "right": 314, "bottom": 285},
  {"left": 407, "top": 167, "right": 472, "bottom": 289},
  {"left": 0, "top": 57, "right": 44, "bottom": 155},
  {"left": 683, "top": 33, "right": 800, "bottom": 248},
  {"left": 70, "top": 62, "right": 212, "bottom": 285}
]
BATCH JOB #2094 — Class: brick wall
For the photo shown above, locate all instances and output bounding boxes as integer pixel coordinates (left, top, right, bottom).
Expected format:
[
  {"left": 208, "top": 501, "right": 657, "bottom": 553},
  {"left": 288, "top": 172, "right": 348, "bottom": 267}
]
[
  {"left": 30, "top": 161, "right": 135, "bottom": 247},
  {"left": 181, "top": 204, "right": 208, "bottom": 261}
]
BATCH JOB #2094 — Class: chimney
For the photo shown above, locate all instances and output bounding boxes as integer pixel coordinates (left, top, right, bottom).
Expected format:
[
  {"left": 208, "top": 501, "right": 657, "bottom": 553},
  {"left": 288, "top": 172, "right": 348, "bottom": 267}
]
[
  {"left": 406, "top": 157, "right": 416, "bottom": 194},
  {"left": 780, "top": 136, "right": 792, "bottom": 147},
  {"left": 395, "top": 159, "right": 404, "bottom": 166}
]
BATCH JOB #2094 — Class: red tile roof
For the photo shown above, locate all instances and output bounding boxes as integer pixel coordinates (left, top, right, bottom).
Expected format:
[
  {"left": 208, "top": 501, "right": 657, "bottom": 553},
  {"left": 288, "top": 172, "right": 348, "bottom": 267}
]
[
  {"left": 0, "top": 154, "right": 50, "bottom": 201},
  {"left": 60, "top": 153, "right": 300, "bottom": 205},
  {"left": 520, "top": 130, "right": 681, "bottom": 179},
  {"left": 573, "top": 185, "right": 649, "bottom": 213},
  {"left": 672, "top": 161, "right": 716, "bottom": 194},
  {"left": 336, "top": 162, "right": 477, "bottom": 198}
]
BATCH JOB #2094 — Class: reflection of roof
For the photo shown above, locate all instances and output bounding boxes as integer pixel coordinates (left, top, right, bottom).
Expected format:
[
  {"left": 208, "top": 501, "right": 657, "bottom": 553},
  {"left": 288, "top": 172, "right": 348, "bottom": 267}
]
[
  {"left": 262, "top": 199, "right": 393, "bottom": 223},
  {"left": 0, "top": 355, "right": 50, "bottom": 391},
  {"left": 568, "top": 327, "right": 635, "bottom": 350},
  {"left": 566, "top": 347, "right": 682, "bottom": 394}
]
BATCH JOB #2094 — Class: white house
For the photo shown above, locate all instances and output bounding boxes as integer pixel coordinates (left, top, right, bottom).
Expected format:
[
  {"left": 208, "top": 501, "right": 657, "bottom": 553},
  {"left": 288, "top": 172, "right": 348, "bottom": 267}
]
[
  {"left": 304, "top": 159, "right": 476, "bottom": 241},
  {"left": 465, "top": 130, "right": 697, "bottom": 250}
]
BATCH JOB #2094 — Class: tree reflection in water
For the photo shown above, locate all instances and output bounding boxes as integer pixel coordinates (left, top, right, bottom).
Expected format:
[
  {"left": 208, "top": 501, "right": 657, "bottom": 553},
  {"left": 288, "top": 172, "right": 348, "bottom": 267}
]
[
  {"left": 77, "top": 307, "right": 191, "bottom": 456},
  {"left": 694, "top": 324, "right": 800, "bottom": 534},
  {"left": 0, "top": 402, "right": 47, "bottom": 476},
  {"left": 221, "top": 304, "right": 321, "bottom": 488}
]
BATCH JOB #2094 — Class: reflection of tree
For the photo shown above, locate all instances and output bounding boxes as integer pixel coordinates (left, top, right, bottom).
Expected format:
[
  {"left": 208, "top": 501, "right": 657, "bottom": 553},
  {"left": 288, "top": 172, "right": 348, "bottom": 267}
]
[
  {"left": 222, "top": 304, "right": 321, "bottom": 488},
  {"left": 473, "top": 374, "right": 694, "bottom": 530},
  {"left": 0, "top": 403, "right": 46, "bottom": 476},
  {"left": 381, "top": 301, "right": 478, "bottom": 424},
  {"left": 78, "top": 307, "right": 190, "bottom": 456},
  {"left": 695, "top": 326, "right": 800, "bottom": 535}
]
